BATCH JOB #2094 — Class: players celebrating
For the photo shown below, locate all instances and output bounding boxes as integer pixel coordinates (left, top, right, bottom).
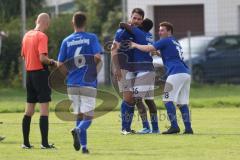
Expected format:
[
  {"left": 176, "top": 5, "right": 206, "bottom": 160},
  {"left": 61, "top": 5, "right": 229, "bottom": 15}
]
[
  {"left": 119, "top": 18, "right": 160, "bottom": 134},
  {"left": 111, "top": 8, "right": 159, "bottom": 135},
  {"left": 131, "top": 22, "right": 193, "bottom": 134},
  {"left": 57, "top": 12, "right": 102, "bottom": 153}
]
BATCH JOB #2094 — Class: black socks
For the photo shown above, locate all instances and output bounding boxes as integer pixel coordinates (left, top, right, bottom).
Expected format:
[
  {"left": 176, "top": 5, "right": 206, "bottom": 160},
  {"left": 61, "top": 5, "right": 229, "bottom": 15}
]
[
  {"left": 22, "top": 115, "right": 32, "bottom": 146},
  {"left": 40, "top": 116, "right": 49, "bottom": 146}
]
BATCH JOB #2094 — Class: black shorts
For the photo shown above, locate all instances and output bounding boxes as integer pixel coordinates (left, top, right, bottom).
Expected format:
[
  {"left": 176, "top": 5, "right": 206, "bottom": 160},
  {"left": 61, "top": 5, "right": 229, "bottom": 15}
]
[{"left": 26, "top": 68, "right": 51, "bottom": 103}]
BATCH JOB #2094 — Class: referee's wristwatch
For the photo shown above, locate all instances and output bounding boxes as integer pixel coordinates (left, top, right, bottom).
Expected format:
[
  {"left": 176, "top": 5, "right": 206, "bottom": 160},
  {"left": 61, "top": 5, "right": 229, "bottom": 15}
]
[{"left": 49, "top": 59, "right": 56, "bottom": 66}]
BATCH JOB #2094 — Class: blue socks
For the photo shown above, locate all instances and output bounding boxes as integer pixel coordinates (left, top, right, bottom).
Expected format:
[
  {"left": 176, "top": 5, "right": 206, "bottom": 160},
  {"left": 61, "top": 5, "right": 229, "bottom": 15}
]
[
  {"left": 121, "top": 101, "right": 127, "bottom": 131},
  {"left": 121, "top": 101, "right": 134, "bottom": 131},
  {"left": 179, "top": 105, "right": 192, "bottom": 130},
  {"left": 165, "top": 102, "right": 179, "bottom": 128},
  {"left": 142, "top": 120, "right": 150, "bottom": 129},
  {"left": 77, "top": 119, "right": 92, "bottom": 149},
  {"left": 150, "top": 113, "right": 159, "bottom": 131}
]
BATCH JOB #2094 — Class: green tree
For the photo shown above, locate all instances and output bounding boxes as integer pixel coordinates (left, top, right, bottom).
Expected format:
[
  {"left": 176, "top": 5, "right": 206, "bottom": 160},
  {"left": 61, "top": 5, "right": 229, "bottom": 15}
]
[
  {"left": 0, "top": 0, "right": 45, "bottom": 24},
  {"left": 75, "top": 0, "right": 122, "bottom": 40}
]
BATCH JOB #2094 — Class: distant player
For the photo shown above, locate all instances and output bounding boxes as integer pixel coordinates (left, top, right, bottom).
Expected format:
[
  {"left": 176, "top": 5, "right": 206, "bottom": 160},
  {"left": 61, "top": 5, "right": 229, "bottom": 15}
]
[
  {"left": 119, "top": 18, "right": 160, "bottom": 134},
  {"left": 131, "top": 22, "right": 193, "bottom": 134},
  {"left": 57, "top": 12, "right": 102, "bottom": 153}
]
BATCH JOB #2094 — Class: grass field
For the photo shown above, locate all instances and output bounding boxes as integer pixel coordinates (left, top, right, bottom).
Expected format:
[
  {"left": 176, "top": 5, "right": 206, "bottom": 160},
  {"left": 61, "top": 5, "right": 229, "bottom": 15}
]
[
  {"left": 0, "top": 84, "right": 240, "bottom": 113},
  {"left": 0, "top": 108, "right": 240, "bottom": 160},
  {"left": 0, "top": 84, "right": 240, "bottom": 160}
]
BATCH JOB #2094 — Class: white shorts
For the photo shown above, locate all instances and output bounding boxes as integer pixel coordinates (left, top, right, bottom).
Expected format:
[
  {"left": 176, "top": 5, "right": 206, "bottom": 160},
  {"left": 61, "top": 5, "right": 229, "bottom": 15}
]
[
  {"left": 133, "top": 71, "right": 155, "bottom": 100},
  {"left": 118, "top": 70, "right": 135, "bottom": 92},
  {"left": 67, "top": 87, "right": 96, "bottom": 115},
  {"left": 163, "top": 73, "right": 191, "bottom": 105}
]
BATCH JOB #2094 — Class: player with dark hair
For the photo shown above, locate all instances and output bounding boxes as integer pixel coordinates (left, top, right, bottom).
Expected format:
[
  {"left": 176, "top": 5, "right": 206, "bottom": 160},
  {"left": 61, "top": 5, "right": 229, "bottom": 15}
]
[
  {"left": 112, "top": 8, "right": 156, "bottom": 135},
  {"left": 119, "top": 18, "right": 160, "bottom": 134},
  {"left": 57, "top": 11, "right": 102, "bottom": 153},
  {"left": 131, "top": 21, "right": 193, "bottom": 134}
]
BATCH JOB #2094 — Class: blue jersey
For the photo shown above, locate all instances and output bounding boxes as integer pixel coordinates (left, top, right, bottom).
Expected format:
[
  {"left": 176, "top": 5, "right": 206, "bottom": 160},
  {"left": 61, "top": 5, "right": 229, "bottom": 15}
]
[
  {"left": 114, "top": 28, "right": 135, "bottom": 71},
  {"left": 153, "top": 36, "right": 190, "bottom": 76},
  {"left": 132, "top": 27, "right": 153, "bottom": 62},
  {"left": 58, "top": 32, "right": 102, "bottom": 88},
  {"left": 131, "top": 27, "right": 154, "bottom": 72}
]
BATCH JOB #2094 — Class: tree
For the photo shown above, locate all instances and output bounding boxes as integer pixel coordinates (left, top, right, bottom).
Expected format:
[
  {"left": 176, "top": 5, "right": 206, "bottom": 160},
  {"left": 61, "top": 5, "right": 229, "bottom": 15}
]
[
  {"left": 75, "top": 0, "right": 122, "bottom": 40},
  {"left": 0, "top": 0, "right": 45, "bottom": 24}
]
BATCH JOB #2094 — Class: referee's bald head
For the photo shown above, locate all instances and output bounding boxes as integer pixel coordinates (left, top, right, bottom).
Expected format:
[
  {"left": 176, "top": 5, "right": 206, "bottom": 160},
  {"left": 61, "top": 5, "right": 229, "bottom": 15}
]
[{"left": 35, "top": 13, "right": 50, "bottom": 30}]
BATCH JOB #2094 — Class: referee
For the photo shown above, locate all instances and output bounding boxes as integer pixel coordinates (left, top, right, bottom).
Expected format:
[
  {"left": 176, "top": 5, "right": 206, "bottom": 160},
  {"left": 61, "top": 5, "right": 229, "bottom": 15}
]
[{"left": 21, "top": 13, "right": 57, "bottom": 149}]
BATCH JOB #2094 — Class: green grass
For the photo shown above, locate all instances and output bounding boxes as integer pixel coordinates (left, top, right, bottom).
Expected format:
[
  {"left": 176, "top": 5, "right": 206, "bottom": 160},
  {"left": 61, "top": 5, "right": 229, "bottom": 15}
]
[
  {"left": 0, "top": 85, "right": 240, "bottom": 159},
  {"left": 0, "top": 108, "right": 240, "bottom": 160},
  {"left": 1, "top": 84, "right": 240, "bottom": 113}
]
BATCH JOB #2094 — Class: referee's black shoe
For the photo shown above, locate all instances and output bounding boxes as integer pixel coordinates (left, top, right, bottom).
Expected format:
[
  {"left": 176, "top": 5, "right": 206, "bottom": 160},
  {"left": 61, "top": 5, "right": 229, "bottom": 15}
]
[
  {"left": 21, "top": 144, "right": 34, "bottom": 149},
  {"left": 162, "top": 126, "right": 180, "bottom": 134},
  {"left": 71, "top": 128, "right": 81, "bottom": 151}
]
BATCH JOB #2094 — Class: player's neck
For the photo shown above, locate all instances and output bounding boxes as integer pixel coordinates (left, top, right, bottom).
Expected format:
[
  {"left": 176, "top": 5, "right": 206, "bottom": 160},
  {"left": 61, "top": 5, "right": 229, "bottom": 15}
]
[{"left": 75, "top": 27, "right": 85, "bottom": 33}]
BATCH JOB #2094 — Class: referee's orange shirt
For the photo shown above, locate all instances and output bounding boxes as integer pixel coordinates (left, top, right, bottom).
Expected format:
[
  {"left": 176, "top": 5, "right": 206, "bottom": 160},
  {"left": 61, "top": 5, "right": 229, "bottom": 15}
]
[{"left": 21, "top": 30, "right": 48, "bottom": 71}]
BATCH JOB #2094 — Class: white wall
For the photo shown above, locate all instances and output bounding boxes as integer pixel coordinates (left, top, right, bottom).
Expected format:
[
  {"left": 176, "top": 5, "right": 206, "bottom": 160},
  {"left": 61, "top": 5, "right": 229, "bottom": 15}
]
[
  {"left": 217, "top": 0, "right": 240, "bottom": 35},
  {"left": 127, "top": 0, "right": 240, "bottom": 36},
  {"left": 45, "top": 0, "right": 74, "bottom": 6}
]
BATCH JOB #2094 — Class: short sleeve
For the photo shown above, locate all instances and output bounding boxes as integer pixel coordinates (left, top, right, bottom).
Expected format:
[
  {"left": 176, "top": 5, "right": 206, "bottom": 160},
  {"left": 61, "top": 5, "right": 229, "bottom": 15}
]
[
  {"left": 91, "top": 34, "right": 102, "bottom": 55},
  {"left": 38, "top": 34, "right": 48, "bottom": 55},
  {"left": 58, "top": 40, "right": 67, "bottom": 62},
  {"left": 153, "top": 39, "right": 166, "bottom": 50},
  {"left": 114, "top": 28, "right": 126, "bottom": 43}
]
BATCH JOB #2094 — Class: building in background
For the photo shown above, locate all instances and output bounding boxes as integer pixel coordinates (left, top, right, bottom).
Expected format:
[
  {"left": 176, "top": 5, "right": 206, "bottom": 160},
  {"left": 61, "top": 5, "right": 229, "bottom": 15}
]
[
  {"left": 127, "top": 0, "right": 240, "bottom": 39},
  {"left": 45, "top": 0, "right": 76, "bottom": 16}
]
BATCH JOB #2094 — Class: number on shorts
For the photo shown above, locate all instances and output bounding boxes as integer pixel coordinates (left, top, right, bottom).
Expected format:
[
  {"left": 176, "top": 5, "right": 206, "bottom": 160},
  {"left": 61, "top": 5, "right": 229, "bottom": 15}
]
[
  {"left": 133, "top": 87, "right": 139, "bottom": 95},
  {"left": 164, "top": 92, "right": 169, "bottom": 99}
]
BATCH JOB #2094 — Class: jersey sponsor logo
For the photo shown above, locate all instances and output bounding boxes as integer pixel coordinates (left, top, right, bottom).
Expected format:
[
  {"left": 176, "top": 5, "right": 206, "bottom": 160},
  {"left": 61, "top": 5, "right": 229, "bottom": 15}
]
[{"left": 67, "top": 38, "right": 90, "bottom": 47}]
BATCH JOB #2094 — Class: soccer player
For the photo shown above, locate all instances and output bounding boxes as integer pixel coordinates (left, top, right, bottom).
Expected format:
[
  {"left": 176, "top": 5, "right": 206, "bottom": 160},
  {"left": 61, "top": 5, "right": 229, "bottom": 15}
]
[
  {"left": 131, "top": 21, "right": 194, "bottom": 134},
  {"left": 119, "top": 19, "right": 160, "bottom": 134},
  {"left": 21, "top": 13, "right": 57, "bottom": 149},
  {"left": 57, "top": 11, "right": 102, "bottom": 153},
  {"left": 112, "top": 8, "right": 153, "bottom": 135}
]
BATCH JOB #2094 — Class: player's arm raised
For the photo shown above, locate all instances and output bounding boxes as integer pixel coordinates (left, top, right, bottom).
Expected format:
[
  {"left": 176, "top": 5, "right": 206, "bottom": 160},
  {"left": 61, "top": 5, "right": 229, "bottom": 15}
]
[
  {"left": 119, "top": 22, "right": 133, "bottom": 34},
  {"left": 131, "top": 42, "right": 156, "bottom": 52}
]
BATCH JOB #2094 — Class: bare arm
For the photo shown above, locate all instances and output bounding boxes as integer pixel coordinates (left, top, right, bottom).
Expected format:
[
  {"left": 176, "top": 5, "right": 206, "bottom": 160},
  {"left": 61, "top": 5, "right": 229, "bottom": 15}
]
[
  {"left": 94, "top": 53, "right": 102, "bottom": 73},
  {"left": 111, "top": 41, "right": 122, "bottom": 80},
  {"left": 39, "top": 53, "right": 57, "bottom": 66},
  {"left": 150, "top": 51, "right": 161, "bottom": 56},
  {"left": 57, "top": 61, "right": 68, "bottom": 76},
  {"left": 119, "top": 22, "right": 133, "bottom": 34},
  {"left": 131, "top": 42, "right": 156, "bottom": 52},
  {"left": 94, "top": 53, "right": 102, "bottom": 64}
]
